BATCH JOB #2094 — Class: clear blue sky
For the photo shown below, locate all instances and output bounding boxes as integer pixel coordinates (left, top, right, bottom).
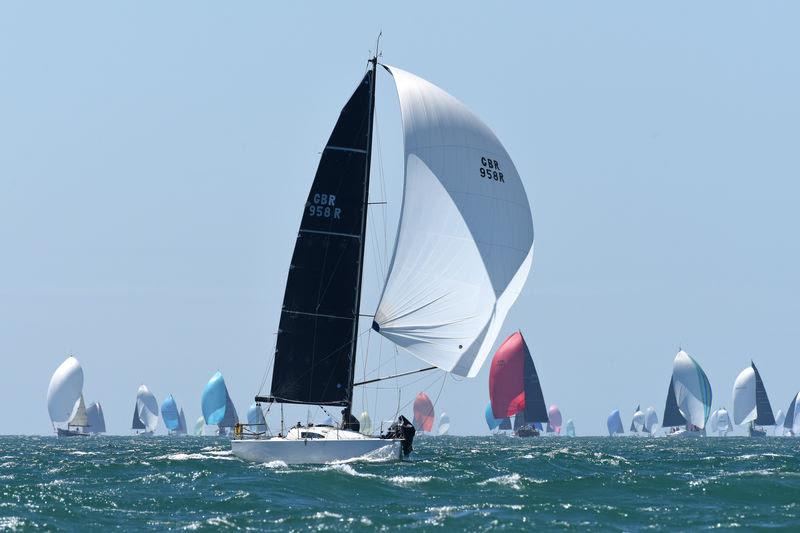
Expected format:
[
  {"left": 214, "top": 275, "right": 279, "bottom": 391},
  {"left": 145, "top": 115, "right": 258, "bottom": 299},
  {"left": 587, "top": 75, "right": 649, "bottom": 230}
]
[{"left": 2, "top": 2, "right": 798, "bottom": 436}]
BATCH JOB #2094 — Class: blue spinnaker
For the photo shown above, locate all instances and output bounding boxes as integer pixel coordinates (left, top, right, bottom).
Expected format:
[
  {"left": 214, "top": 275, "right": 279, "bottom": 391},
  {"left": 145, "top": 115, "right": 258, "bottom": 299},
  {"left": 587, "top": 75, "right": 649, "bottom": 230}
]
[
  {"left": 485, "top": 403, "right": 501, "bottom": 430},
  {"left": 160, "top": 394, "right": 180, "bottom": 431},
  {"left": 202, "top": 372, "right": 229, "bottom": 425}
]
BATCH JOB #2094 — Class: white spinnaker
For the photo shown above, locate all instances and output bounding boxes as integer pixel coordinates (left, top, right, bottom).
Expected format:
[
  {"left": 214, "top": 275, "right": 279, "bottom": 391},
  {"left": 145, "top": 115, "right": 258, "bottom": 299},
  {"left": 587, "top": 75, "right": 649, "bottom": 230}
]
[
  {"left": 374, "top": 66, "right": 534, "bottom": 378},
  {"left": 717, "top": 408, "right": 731, "bottom": 432},
  {"left": 774, "top": 409, "right": 785, "bottom": 436},
  {"left": 136, "top": 385, "right": 159, "bottom": 433},
  {"left": 792, "top": 393, "right": 800, "bottom": 434},
  {"left": 47, "top": 356, "right": 84, "bottom": 423},
  {"left": 707, "top": 409, "right": 720, "bottom": 433},
  {"left": 644, "top": 407, "right": 659, "bottom": 433},
  {"left": 732, "top": 366, "right": 757, "bottom": 425},
  {"left": 86, "top": 402, "right": 106, "bottom": 433},
  {"left": 632, "top": 410, "right": 645, "bottom": 431},
  {"left": 672, "top": 350, "right": 712, "bottom": 429},
  {"left": 438, "top": 413, "right": 451, "bottom": 436}
]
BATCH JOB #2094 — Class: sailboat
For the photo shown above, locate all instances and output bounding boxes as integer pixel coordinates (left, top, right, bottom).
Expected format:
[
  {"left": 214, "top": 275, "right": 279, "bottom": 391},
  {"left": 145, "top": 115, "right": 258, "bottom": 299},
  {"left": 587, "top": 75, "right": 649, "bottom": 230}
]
[
  {"left": 85, "top": 402, "right": 106, "bottom": 435},
  {"left": 160, "top": 394, "right": 182, "bottom": 435},
  {"left": 358, "top": 411, "right": 373, "bottom": 436},
  {"left": 707, "top": 407, "right": 732, "bottom": 437},
  {"left": 774, "top": 409, "right": 785, "bottom": 436},
  {"left": 607, "top": 409, "right": 624, "bottom": 436},
  {"left": 131, "top": 384, "right": 159, "bottom": 435},
  {"left": 547, "top": 405, "right": 562, "bottom": 435},
  {"left": 783, "top": 392, "right": 800, "bottom": 436},
  {"left": 642, "top": 407, "right": 658, "bottom": 436},
  {"left": 246, "top": 403, "right": 268, "bottom": 433},
  {"left": 47, "top": 356, "right": 90, "bottom": 437},
  {"left": 413, "top": 392, "right": 435, "bottom": 433},
  {"left": 201, "top": 372, "right": 239, "bottom": 436},
  {"left": 194, "top": 416, "right": 205, "bottom": 436},
  {"left": 630, "top": 405, "right": 645, "bottom": 435},
  {"left": 489, "top": 332, "right": 548, "bottom": 438},
  {"left": 662, "top": 350, "right": 712, "bottom": 437},
  {"left": 732, "top": 361, "right": 775, "bottom": 437},
  {"left": 565, "top": 419, "right": 576, "bottom": 437},
  {"left": 231, "top": 50, "right": 534, "bottom": 464},
  {"left": 177, "top": 408, "right": 188, "bottom": 435},
  {"left": 485, "top": 403, "right": 510, "bottom": 434},
  {"left": 438, "top": 413, "right": 451, "bottom": 436}
]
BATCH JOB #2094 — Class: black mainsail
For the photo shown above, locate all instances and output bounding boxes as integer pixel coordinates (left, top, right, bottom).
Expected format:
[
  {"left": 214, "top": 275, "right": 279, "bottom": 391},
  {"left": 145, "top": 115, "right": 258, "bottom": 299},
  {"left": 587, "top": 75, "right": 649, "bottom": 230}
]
[
  {"left": 131, "top": 404, "right": 146, "bottom": 430},
  {"left": 263, "top": 64, "right": 376, "bottom": 412},
  {"left": 522, "top": 343, "right": 549, "bottom": 425},
  {"left": 752, "top": 362, "right": 775, "bottom": 426},
  {"left": 662, "top": 377, "right": 687, "bottom": 427}
]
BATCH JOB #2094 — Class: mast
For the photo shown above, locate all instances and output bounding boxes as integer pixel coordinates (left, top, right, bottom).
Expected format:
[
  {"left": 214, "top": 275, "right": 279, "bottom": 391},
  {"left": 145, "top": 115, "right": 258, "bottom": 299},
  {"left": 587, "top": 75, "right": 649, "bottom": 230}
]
[{"left": 342, "top": 54, "right": 378, "bottom": 425}]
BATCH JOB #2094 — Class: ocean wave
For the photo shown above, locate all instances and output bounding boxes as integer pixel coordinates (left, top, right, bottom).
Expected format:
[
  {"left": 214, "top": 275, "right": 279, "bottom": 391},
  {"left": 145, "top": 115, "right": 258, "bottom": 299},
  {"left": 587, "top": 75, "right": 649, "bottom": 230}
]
[
  {"left": 478, "top": 473, "right": 523, "bottom": 490},
  {"left": 388, "top": 475, "right": 433, "bottom": 486},
  {"left": 322, "top": 464, "right": 376, "bottom": 478},
  {"left": 153, "top": 452, "right": 235, "bottom": 462}
]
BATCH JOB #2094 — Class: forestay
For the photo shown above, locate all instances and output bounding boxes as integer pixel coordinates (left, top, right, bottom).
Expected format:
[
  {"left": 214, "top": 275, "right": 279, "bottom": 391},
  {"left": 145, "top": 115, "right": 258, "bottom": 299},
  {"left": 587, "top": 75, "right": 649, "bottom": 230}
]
[{"left": 373, "top": 66, "right": 534, "bottom": 378}]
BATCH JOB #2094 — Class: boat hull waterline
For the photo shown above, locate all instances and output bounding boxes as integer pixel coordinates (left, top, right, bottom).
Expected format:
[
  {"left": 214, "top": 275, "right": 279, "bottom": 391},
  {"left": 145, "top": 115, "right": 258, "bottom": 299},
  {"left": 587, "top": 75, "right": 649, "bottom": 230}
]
[
  {"left": 231, "top": 436, "right": 403, "bottom": 464},
  {"left": 56, "top": 428, "right": 89, "bottom": 438}
]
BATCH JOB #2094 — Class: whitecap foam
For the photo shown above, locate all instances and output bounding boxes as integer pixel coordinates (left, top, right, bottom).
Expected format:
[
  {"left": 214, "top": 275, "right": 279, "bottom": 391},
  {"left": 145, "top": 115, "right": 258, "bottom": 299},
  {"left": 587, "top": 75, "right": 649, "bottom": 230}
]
[
  {"left": 323, "top": 463, "right": 376, "bottom": 478},
  {"left": 478, "top": 473, "right": 522, "bottom": 490},
  {"left": 154, "top": 452, "right": 234, "bottom": 461},
  {"left": 388, "top": 475, "right": 433, "bottom": 486}
]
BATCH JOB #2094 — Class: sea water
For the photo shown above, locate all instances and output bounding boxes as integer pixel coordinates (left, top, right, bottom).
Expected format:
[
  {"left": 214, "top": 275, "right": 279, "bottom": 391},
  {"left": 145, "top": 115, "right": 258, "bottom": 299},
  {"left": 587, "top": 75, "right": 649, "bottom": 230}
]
[{"left": 1, "top": 435, "right": 798, "bottom": 530}]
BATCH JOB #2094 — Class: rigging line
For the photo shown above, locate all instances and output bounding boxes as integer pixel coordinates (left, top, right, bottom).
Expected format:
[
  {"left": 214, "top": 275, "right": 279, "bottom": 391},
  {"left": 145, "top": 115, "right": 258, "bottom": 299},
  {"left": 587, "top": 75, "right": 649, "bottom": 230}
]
[
  {"left": 393, "top": 372, "right": 444, "bottom": 417},
  {"left": 256, "top": 335, "right": 278, "bottom": 396}
]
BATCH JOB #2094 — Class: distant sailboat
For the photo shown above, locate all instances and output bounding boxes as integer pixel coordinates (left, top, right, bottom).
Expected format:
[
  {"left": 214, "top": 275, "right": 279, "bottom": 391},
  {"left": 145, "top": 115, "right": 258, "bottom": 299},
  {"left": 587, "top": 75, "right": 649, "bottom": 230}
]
[
  {"left": 47, "top": 356, "right": 90, "bottom": 437},
  {"left": 438, "top": 413, "right": 450, "bottom": 436},
  {"left": 232, "top": 52, "right": 534, "bottom": 465},
  {"left": 413, "top": 392, "right": 435, "bottom": 433},
  {"left": 565, "top": 419, "right": 576, "bottom": 437},
  {"left": 774, "top": 409, "right": 785, "bottom": 436},
  {"left": 246, "top": 403, "right": 268, "bottom": 433},
  {"left": 132, "top": 384, "right": 159, "bottom": 435},
  {"left": 201, "top": 372, "right": 239, "bottom": 436},
  {"left": 707, "top": 407, "right": 731, "bottom": 437},
  {"left": 358, "top": 411, "right": 372, "bottom": 436},
  {"left": 630, "top": 405, "right": 645, "bottom": 434},
  {"left": 85, "top": 402, "right": 106, "bottom": 435},
  {"left": 607, "top": 409, "right": 624, "bottom": 436},
  {"left": 160, "top": 394, "right": 182, "bottom": 435},
  {"left": 489, "top": 331, "right": 548, "bottom": 437},
  {"left": 194, "top": 416, "right": 205, "bottom": 436},
  {"left": 663, "top": 350, "right": 712, "bottom": 437},
  {"left": 732, "top": 361, "right": 775, "bottom": 437},
  {"left": 783, "top": 392, "right": 800, "bottom": 436},
  {"left": 177, "top": 408, "right": 188, "bottom": 435},
  {"left": 643, "top": 407, "right": 659, "bottom": 436},
  {"left": 547, "top": 405, "right": 563, "bottom": 435}
]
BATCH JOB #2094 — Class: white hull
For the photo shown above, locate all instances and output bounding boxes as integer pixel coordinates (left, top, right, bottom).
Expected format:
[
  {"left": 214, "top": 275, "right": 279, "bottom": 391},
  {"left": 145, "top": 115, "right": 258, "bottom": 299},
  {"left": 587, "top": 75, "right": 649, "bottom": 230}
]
[
  {"left": 232, "top": 436, "right": 402, "bottom": 464},
  {"left": 231, "top": 426, "right": 403, "bottom": 464},
  {"left": 667, "top": 428, "right": 705, "bottom": 438}
]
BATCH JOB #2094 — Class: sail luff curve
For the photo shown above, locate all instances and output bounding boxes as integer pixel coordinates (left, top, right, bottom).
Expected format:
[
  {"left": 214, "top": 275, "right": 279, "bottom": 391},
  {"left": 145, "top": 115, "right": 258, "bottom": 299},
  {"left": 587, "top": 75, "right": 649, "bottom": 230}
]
[{"left": 373, "top": 66, "right": 534, "bottom": 378}]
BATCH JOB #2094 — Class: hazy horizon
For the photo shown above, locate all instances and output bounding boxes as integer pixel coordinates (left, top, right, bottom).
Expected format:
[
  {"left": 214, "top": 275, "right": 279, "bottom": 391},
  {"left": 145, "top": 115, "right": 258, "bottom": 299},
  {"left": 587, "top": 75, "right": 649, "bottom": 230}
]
[{"left": 2, "top": 2, "right": 799, "bottom": 436}]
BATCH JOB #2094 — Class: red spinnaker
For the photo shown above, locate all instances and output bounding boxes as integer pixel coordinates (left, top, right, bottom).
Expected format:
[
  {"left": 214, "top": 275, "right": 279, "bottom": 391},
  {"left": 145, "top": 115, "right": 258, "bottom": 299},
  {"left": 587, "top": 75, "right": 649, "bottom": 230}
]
[
  {"left": 413, "top": 392, "right": 435, "bottom": 432},
  {"left": 548, "top": 404, "right": 563, "bottom": 434},
  {"left": 489, "top": 331, "right": 526, "bottom": 419}
]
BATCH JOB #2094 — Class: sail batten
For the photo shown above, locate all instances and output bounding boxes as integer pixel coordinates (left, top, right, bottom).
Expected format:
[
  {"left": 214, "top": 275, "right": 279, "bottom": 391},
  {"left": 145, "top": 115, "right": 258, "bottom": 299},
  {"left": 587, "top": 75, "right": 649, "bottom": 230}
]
[{"left": 374, "top": 66, "right": 534, "bottom": 378}]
